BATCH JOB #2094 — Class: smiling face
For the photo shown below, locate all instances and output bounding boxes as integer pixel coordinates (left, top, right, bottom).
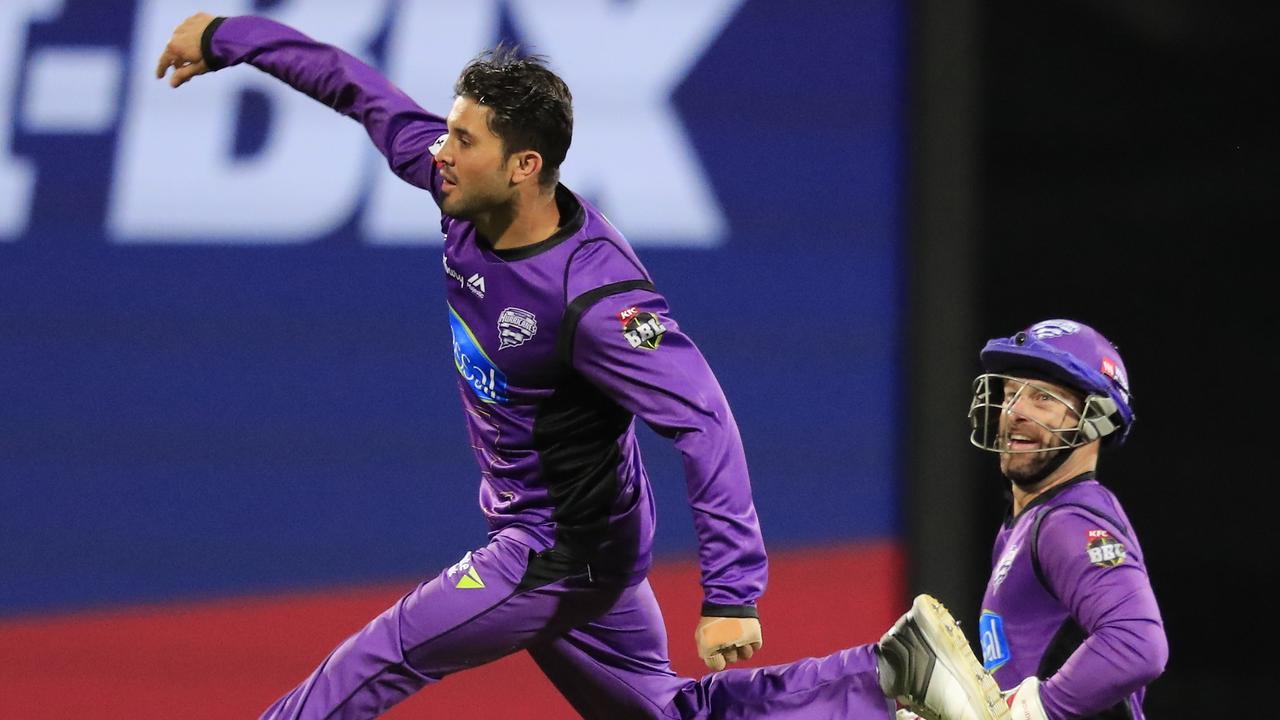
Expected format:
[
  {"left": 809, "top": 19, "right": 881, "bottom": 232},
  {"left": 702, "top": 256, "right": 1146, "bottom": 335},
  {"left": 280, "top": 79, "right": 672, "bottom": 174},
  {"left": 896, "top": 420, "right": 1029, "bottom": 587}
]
[
  {"left": 434, "top": 96, "right": 519, "bottom": 219},
  {"left": 996, "top": 376, "right": 1085, "bottom": 484}
]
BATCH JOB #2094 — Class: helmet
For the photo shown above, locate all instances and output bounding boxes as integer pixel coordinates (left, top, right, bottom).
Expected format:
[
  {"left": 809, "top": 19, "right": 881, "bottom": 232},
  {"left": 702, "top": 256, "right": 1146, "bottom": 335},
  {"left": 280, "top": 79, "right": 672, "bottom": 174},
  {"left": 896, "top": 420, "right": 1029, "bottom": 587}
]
[{"left": 970, "top": 319, "right": 1135, "bottom": 451}]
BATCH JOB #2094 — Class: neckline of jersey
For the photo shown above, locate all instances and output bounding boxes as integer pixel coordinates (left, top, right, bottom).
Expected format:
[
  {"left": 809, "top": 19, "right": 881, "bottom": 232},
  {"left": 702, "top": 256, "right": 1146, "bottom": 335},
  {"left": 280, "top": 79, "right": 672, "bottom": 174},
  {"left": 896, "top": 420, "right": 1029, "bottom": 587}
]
[{"left": 480, "top": 184, "right": 587, "bottom": 261}]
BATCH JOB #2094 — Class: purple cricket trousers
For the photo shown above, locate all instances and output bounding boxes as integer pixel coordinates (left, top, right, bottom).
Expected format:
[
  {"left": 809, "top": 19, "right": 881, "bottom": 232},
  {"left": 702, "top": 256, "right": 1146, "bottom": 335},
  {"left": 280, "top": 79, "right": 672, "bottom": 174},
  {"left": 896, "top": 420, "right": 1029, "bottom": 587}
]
[{"left": 261, "top": 532, "right": 893, "bottom": 719}]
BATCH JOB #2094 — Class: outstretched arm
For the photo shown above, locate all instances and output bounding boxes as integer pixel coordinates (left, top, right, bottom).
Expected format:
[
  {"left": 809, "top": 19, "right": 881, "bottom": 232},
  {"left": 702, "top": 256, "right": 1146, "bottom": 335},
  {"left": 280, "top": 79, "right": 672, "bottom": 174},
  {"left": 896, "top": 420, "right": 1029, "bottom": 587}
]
[{"left": 155, "top": 12, "right": 446, "bottom": 196}]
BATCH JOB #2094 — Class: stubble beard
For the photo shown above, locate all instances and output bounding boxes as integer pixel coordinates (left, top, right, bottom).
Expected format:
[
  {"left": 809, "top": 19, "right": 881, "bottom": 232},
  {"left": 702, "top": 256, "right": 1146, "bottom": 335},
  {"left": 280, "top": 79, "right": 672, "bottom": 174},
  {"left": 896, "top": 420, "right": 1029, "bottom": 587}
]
[{"left": 1001, "top": 445, "right": 1067, "bottom": 487}]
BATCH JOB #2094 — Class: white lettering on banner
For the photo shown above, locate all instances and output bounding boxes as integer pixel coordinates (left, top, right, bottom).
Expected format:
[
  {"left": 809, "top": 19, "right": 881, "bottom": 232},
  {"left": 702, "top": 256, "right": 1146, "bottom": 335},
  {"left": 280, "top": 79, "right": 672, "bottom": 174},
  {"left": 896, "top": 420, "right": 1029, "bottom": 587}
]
[
  {"left": 22, "top": 47, "right": 124, "bottom": 133},
  {"left": 6, "top": 1, "right": 738, "bottom": 246},
  {"left": 109, "top": 0, "right": 390, "bottom": 243},
  {"left": 0, "top": 0, "right": 63, "bottom": 240},
  {"left": 361, "top": 0, "right": 498, "bottom": 245},
  {"left": 507, "top": 0, "right": 744, "bottom": 247}
]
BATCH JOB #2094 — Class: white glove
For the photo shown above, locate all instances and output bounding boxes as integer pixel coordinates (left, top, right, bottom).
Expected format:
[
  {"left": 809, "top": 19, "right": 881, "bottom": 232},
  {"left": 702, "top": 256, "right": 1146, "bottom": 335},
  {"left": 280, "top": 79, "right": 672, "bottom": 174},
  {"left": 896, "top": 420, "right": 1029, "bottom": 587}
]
[
  {"left": 1004, "top": 677, "right": 1049, "bottom": 720},
  {"left": 894, "top": 709, "right": 922, "bottom": 719}
]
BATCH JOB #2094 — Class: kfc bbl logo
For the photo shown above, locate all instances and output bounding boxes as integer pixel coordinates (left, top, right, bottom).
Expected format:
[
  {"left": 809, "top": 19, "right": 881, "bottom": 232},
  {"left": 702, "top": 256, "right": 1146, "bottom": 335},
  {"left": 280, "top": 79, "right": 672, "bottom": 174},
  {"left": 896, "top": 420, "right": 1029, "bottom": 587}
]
[
  {"left": 618, "top": 305, "right": 666, "bottom": 350},
  {"left": 1085, "top": 529, "right": 1126, "bottom": 568}
]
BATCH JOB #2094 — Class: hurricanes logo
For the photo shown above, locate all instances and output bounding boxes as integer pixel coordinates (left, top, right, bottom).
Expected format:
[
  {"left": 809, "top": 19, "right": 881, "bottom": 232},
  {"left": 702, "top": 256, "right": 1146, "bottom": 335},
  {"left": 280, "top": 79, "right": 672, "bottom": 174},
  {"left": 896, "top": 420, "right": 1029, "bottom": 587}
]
[
  {"left": 1086, "top": 529, "right": 1126, "bottom": 568},
  {"left": 498, "top": 307, "right": 537, "bottom": 349},
  {"left": 1030, "top": 319, "right": 1080, "bottom": 339},
  {"left": 618, "top": 305, "right": 666, "bottom": 350},
  {"left": 990, "top": 542, "right": 1019, "bottom": 594}
]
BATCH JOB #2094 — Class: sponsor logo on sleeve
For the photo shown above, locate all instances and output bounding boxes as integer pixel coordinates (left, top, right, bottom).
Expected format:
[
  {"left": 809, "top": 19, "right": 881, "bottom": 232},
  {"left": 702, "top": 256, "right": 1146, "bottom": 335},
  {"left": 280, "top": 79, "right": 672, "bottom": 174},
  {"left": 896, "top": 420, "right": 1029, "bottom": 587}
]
[
  {"left": 1086, "top": 529, "right": 1126, "bottom": 568},
  {"left": 979, "top": 610, "right": 1010, "bottom": 671},
  {"left": 497, "top": 307, "right": 537, "bottom": 349},
  {"left": 618, "top": 305, "right": 667, "bottom": 350}
]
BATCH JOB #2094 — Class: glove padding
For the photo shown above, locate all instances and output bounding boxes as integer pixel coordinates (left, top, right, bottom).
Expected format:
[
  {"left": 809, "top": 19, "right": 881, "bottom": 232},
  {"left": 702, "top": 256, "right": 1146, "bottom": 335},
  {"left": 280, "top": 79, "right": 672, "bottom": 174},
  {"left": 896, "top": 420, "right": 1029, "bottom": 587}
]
[
  {"left": 695, "top": 616, "right": 762, "bottom": 671},
  {"left": 1004, "top": 677, "right": 1049, "bottom": 720}
]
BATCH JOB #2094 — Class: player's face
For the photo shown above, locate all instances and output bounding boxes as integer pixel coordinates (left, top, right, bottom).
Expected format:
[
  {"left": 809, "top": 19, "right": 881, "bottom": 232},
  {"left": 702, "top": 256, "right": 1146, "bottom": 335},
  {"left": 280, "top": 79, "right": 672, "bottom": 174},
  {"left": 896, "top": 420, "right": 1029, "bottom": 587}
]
[
  {"left": 436, "top": 96, "right": 515, "bottom": 219},
  {"left": 997, "top": 377, "right": 1083, "bottom": 483}
]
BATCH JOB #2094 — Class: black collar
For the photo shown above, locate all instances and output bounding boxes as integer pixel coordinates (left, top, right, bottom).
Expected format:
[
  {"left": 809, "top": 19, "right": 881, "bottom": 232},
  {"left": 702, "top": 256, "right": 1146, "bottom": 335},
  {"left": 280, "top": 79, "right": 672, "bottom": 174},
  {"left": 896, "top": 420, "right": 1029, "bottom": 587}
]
[
  {"left": 485, "top": 184, "right": 586, "bottom": 261},
  {"left": 1003, "top": 471, "right": 1097, "bottom": 527}
]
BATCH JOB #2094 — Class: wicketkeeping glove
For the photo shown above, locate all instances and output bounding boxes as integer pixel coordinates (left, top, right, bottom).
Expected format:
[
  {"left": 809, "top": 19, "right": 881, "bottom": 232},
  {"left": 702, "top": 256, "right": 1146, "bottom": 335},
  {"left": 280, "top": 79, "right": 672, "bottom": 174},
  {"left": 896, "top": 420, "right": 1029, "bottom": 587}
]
[
  {"left": 695, "top": 616, "right": 762, "bottom": 671},
  {"left": 1004, "top": 676, "right": 1049, "bottom": 720}
]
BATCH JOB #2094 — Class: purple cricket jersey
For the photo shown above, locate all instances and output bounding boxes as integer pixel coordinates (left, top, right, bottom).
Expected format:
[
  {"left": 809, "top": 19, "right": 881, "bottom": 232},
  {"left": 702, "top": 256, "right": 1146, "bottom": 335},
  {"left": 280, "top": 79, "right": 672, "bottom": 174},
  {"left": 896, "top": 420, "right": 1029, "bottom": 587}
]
[
  {"left": 979, "top": 474, "right": 1167, "bottom": 719},
  {"left": 204, "top": 16, "right": 768, "bottom": 611}
]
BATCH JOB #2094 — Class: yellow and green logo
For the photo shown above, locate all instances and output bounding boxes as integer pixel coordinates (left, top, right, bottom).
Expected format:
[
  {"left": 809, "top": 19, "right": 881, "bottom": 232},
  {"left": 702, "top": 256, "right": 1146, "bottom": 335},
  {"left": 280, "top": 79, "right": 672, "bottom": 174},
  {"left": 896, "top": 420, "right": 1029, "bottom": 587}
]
[{"left": 455, "top": 566, "right": 485, "bottom": 589}]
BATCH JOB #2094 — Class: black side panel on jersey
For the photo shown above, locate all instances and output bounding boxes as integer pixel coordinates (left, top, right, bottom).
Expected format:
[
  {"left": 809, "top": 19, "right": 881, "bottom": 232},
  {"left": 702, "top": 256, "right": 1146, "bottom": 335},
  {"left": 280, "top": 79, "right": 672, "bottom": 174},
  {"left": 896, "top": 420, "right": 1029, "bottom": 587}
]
[
  {"left": 533, "top": 371, "right": 633, "bottom": 562},
  {"left": 1037, "top": 619, "right": 1133, "bottom": 720},
  {"left": 1030, "top": 502, "right": 1130, "bottom": 600},
  {"left": 533, "top": 280, "right": 656, "bottom": 563}
]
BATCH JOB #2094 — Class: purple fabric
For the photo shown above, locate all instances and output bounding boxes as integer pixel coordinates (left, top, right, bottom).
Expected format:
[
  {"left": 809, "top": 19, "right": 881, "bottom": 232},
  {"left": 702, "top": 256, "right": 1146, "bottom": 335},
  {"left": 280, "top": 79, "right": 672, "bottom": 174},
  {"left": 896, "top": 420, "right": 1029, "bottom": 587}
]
[
  {"left": 207, "top": 14, "right": 767, "bottom": 609},
  {"left": 203, "top": 17, "right": 862, "bottom": 720},
  {"left": 261, "top": 531, "right": 890, "bottom": 719},
  {"left": 980, "top": 477, "right": 1167, "bottom": 719}
]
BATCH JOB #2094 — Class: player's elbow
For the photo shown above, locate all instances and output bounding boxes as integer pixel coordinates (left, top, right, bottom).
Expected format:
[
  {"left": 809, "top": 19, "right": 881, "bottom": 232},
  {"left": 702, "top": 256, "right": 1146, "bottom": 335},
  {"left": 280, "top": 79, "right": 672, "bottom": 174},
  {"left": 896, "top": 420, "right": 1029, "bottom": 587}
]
[
  {"left": 1141, "top": 625, "right": 1172, "bottom": 681},
  {"left": 1132, "top": 622, "right": 1169, "bottom": 686}
]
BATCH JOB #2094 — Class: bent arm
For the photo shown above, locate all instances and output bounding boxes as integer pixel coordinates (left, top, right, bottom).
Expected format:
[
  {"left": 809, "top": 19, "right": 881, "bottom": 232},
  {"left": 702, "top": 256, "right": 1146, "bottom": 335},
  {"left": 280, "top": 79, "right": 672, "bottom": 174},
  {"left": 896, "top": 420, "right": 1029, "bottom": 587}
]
[
  {"left": 202, "top": 15, "right": 446, "bottom": 195},
  {"left": 1038, "top": 510, "right": 1168, "bottom": 718},
  {"left": 570, "top": 285, "right": 768, "bottom": 613}
]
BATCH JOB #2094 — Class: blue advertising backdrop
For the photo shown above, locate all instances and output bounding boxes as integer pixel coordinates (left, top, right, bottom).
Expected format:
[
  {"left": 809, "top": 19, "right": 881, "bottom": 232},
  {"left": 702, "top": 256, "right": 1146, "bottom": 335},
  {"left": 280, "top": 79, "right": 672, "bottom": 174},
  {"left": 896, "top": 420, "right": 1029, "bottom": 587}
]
[{"left": 0, "top": 0, "right": 904, "bottom": 617}]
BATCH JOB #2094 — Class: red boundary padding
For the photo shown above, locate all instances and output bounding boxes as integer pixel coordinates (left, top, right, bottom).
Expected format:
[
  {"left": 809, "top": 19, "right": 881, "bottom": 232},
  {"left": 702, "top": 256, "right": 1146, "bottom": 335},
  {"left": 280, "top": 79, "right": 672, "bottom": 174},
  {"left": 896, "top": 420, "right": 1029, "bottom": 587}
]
[{"left": 0, "top": 541, "right": 902, "bottom": 719}]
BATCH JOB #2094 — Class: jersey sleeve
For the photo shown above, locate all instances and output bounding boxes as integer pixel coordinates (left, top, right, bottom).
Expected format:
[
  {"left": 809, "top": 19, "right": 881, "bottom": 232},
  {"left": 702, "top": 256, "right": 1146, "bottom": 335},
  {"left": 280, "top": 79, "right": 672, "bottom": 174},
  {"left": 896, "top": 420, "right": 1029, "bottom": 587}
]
[
  {"left": 568, "top": 285, "right": 768, "bottom": 612},
  {"left": 202, "top": 16, "right": 447, "bottom": 201},
  {"left": 1035, "top": 507, "right": 1168, "bottom": 718}
]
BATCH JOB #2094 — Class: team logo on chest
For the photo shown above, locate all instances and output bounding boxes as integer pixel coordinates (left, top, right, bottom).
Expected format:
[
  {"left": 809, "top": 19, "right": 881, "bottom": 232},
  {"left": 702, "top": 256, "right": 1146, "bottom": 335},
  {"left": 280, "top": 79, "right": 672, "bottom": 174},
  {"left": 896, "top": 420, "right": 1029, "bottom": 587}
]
[
  {"left": 991, "top": 542, "right": 1019, "bottom": 594},
  {"left": 618, "top": 305, "right": 667, "bottom": 350},
  {"left": 498, "top": 307, "right": 538, "bottom": 349},
  {"left": 1086, "top": 529, "right": 1126, "bottom": 568}
]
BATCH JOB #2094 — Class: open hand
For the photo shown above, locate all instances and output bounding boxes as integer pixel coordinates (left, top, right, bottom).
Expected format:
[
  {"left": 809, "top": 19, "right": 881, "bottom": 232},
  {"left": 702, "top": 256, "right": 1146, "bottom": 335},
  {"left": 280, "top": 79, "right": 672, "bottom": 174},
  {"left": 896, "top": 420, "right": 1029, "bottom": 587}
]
[{"left": 155, "top": 12, "right": 216, "bottom": 87}]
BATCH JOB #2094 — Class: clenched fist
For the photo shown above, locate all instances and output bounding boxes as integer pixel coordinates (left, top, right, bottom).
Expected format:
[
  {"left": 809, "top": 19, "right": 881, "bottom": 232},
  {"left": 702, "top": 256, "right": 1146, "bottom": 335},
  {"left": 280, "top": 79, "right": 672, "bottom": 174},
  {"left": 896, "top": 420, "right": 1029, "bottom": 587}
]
[{"left": 695, "top": 615, "right": 762, "bottom": 671}]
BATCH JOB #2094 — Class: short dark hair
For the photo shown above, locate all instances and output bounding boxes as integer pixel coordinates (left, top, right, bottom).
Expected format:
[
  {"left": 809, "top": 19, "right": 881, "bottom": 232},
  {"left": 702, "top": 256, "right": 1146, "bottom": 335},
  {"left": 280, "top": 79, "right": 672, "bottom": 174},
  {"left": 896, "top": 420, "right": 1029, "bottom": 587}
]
[{"left": 454, "top": 45, "right": 573, "bottom": 188}]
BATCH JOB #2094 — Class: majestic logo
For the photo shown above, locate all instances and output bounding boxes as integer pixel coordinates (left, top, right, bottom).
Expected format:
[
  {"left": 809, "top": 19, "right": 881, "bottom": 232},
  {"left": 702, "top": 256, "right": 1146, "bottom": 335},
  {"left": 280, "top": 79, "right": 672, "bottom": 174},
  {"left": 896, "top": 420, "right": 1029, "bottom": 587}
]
[
  {"left": 442, "top": 255, "right": 486, "bottom": 299},
  {"left": 446, "top": 551, "right": 485, "bottom": 589},
  {"left": 449, "top": 305, "right": 508, "bottom": 404},
  {"left": 1030, "top": 319, "right": 1080, "bottom": 340},
  {"left": 497, "top": 307, "right": 537, "bottom": 350},
  {"left": 991, "top": 542, "right": 1019, "bottom": 594},
  {"left": 979, "top": 611, "right": 1010, "bottom": 671},
  {"left": 618, "top": 305, "right": 667, "bottom": 350},
  {"left": 1086, "top": 529, "right": 1126, "bottom": 568}
]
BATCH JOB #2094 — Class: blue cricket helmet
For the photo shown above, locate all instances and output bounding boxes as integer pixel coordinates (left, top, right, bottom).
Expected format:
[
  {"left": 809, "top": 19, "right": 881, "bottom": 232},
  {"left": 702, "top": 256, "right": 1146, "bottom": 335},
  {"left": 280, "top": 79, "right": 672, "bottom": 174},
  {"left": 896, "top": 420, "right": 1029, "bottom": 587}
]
[{"left": 979, "top": 319, "right": 1135, "bottom": 445}]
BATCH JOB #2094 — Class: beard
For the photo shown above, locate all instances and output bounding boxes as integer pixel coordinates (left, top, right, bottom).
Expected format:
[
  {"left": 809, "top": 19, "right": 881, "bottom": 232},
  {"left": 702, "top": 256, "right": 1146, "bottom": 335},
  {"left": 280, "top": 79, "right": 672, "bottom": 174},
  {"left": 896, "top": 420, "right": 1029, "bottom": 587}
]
[
  {"left": 1000, "top": 446, "right": 1069, "bottom": 487},
  {"left": 440, "top": 190, "right": 482, "bottom": 220}
]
